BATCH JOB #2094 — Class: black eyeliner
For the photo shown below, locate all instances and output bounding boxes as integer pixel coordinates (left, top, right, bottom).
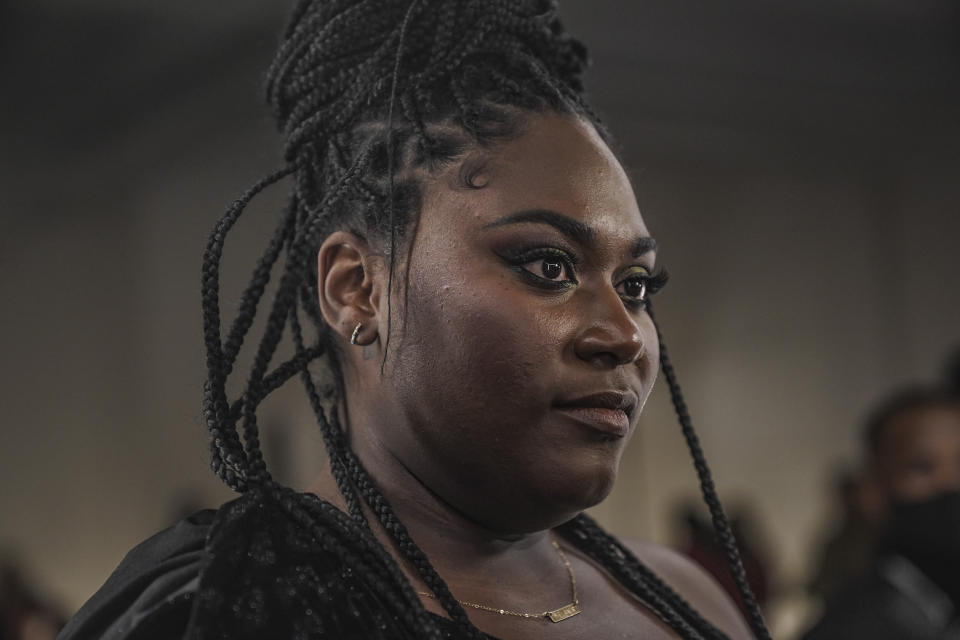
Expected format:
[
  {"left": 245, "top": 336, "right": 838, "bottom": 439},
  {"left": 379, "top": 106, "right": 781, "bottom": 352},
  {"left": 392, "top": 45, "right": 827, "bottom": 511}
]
[
  {"left": 498, "top": 244, "right": 580, "bottom": 289},
  {"left": 617, "top": 267, "right": 670, "bottom": 310}
]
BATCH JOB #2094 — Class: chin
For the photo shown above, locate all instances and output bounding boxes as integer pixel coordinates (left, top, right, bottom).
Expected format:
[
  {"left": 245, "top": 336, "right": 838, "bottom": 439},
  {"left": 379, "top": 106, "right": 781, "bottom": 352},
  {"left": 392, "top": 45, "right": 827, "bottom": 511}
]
[
  {"left": 473, "top": 463, "right": 619, "bottom": 534},
  {"left": 529, "top": 456, "right": 621, "bottom": 526},
  {"left": 560, "top": 464, "right": 618, "bottom": 510}
]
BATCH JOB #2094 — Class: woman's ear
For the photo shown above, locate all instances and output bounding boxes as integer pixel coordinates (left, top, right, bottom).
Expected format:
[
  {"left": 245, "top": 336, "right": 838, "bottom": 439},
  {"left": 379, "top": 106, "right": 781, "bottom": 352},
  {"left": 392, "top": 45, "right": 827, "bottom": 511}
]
[{"left": 317, "top": 231, "right": 384, "bottom": 348}]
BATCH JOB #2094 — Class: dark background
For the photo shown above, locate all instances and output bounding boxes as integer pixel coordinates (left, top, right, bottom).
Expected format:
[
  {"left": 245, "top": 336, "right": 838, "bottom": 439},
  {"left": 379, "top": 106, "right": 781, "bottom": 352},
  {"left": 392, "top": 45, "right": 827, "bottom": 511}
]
[{"left": 2, "top": 1, "right": 958, "bottom": 636}]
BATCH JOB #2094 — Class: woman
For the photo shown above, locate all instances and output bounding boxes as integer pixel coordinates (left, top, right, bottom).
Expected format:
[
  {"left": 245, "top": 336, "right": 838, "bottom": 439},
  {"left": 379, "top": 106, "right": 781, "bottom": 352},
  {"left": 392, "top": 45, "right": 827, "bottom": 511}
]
[{"left": 60, "top": 1, "right": 769, "bottom": 638}]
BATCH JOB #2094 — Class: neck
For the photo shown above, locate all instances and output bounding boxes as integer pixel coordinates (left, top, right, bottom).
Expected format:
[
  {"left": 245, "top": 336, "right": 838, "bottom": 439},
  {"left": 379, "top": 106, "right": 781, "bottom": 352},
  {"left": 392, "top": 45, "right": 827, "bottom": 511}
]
[
  {"left": 305, "top": 390, "right": 579, "bottom": 609},
  {"left": 309, "top": 423, "right": 551, "bottom": 563}
]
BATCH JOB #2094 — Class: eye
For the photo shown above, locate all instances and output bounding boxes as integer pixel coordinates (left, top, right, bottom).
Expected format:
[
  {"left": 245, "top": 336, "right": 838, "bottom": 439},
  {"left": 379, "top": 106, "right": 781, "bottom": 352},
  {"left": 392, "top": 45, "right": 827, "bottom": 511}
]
[
  {"left": 522, "top": 256, "right": 574, "bottom": 282},
  {"left": 621, "top": 275, "right": 647, "bottom": 300},
  {"left": 502, "top": 246, "right": 579, "bottom": 291},
  {"left": 616, "top": 267, "right": 668, "bottom": 308},
  {"left": 616, "top": 267, "right": 651, "bottom": 304}
]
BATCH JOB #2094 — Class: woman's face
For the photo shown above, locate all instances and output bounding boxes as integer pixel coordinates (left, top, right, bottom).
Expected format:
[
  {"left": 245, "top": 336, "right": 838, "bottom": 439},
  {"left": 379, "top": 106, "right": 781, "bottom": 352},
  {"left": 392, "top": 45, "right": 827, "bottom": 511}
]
[{"left": 372, "top": 114, "right": 659, "bottom": 533}]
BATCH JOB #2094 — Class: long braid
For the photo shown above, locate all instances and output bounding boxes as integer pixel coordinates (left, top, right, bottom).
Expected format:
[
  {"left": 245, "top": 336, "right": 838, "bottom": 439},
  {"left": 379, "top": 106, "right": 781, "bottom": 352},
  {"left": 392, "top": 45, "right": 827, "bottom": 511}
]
[
  {"left": 648, "top": 302, "right": 773, "bottom": 640},
  {"left": 232, "top": 150, "right": 372, "bottom": 483},
  {"left": 288, "top": 299, "right": 365, "bottom": 523},
  {"left": 560, "top": 514, "right": 728, "bottom": 639},
  {"left": 340, "top": 447, "right": 486, "bottom": 638},
  {"left": 201, "top": 165, "right": 297, "bottom": 490},
  {"left": 221, "top": 195, "right": 298, "bottom": 371},
  {"left": 227, "top": 344, "right": 324, "bottom": 423},
  {"left": 269, "top": 482, "right": 448, "bottom": 639}
]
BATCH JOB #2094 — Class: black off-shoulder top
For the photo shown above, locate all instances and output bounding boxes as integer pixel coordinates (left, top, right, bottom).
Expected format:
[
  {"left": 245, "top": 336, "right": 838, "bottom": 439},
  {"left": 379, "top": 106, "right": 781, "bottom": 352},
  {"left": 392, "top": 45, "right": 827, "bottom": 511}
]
[{"left": 58, "top": 486, "right": 497, "bottom": 640}]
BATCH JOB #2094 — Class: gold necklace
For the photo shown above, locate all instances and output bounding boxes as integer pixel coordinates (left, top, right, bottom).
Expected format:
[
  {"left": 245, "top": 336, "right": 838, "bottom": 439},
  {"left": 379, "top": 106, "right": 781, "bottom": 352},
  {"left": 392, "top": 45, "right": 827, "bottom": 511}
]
[{"left": 417, "top": 537, "right": 582, "bottom": 623}]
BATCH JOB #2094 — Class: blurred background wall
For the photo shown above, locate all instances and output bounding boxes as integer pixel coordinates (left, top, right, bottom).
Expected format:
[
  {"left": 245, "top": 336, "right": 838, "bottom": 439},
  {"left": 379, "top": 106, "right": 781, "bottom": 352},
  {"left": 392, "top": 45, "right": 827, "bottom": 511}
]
[{"left": 1, "top": 1, "right": 958, "bottom": 637}]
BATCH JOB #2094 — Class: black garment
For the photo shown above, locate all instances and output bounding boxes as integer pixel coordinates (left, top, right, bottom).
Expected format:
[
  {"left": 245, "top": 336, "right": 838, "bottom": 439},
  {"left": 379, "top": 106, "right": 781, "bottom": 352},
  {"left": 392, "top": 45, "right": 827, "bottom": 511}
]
[
  {"left": 59, "top": 487, "right": 494, "bottom": 640},
  {"left": 802, "top": 555, "right": 960, "bottom": 640}
]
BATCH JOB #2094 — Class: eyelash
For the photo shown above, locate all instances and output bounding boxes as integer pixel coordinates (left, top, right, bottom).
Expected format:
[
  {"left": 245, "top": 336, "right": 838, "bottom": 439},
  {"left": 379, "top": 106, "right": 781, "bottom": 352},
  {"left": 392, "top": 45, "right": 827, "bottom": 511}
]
[
  {"left": 502, "top": 245, "right": 669, "bottom": 307},
  {"left": 507, "top": 247, "right": 579, "bottom": 290},
  {"left": 619, "top": 268, "right": 669, "bottom": 310}
]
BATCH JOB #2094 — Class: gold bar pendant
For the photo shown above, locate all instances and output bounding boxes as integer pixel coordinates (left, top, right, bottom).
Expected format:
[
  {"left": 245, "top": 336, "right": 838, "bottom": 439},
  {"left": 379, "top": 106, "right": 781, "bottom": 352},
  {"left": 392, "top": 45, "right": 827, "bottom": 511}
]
[{"left": 546, "top": 603, "right": 582, "bottom": 623}]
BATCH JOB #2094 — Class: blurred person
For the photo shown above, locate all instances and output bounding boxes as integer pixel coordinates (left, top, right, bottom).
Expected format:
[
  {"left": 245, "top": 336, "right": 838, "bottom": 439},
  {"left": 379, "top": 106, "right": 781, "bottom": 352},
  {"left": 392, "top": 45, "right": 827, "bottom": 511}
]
[
  {"left": 57, "top": 1, "right": 770, "bottom": 639},
  {"left": 674, "top": 502, "right": 772, "bottom": 618},
  {"left": 803, "top": 387, "right": 960, "bottom": 639},
  {"left": 0, "top": 560, "right": 64, "bottom": 640},
  {"left": 806, "top": 468, "right": 882, "bottom": 605}
]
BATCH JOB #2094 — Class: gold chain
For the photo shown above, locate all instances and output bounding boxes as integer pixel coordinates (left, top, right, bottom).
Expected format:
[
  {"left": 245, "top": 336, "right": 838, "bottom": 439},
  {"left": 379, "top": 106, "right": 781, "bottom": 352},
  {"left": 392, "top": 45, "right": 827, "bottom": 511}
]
[{"left": 417, "top": 537, "right": 582, "bottom": 623}]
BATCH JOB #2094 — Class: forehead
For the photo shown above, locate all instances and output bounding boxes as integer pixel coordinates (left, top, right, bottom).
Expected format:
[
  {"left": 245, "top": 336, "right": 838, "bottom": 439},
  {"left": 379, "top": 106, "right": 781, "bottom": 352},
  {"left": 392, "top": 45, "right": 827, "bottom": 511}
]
[{"left": 425, "top": 114, "right": 648, "bottom": 239}]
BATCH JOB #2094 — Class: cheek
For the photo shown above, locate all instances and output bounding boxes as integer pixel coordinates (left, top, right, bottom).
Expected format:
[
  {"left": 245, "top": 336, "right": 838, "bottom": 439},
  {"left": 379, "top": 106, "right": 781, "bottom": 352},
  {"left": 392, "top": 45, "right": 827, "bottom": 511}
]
[
  {"left": 395, "top": 266, "right": 561, "bottom": 426},
  {"left": 640, "top": 316, "right": 660, "bottom": 397}
]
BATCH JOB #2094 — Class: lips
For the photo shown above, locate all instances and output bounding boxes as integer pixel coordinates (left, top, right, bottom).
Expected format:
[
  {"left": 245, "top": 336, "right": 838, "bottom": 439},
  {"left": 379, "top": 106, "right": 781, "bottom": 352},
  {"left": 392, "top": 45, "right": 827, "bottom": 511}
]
[{"left": 554, "top": 391, "right": 638, "bottom": 437}]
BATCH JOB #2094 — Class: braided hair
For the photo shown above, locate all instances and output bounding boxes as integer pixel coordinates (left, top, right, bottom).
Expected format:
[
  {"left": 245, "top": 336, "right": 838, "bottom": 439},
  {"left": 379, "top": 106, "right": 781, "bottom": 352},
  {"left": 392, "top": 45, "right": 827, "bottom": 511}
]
[{"left": 199, "top": 1, "right": 772, "bottom": 638}]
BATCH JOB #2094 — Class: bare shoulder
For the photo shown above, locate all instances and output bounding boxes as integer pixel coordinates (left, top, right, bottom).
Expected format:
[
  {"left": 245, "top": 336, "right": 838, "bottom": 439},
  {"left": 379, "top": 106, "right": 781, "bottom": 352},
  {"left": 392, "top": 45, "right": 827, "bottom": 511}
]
[{"left": 622, "top": 538, "right": 755, "bottom": 640}]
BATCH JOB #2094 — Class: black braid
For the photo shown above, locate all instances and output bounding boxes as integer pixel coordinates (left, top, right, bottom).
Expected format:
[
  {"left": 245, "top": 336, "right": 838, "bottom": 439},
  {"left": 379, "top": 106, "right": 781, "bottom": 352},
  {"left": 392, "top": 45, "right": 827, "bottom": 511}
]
[
  {"left": 201, "top": 164, "right": 297, "bottom": 490},
  {"left": 227, "top": 344, "right": 324, "bottom": 424},
  {"left": 199, "top": 1, "right": 772, "bottom": 638},
  {"left": 221, "top": 195, "right": 298, "bottom": 370},
  {"left": 288, "top": 300, "right": 365, "bottom": 523},
  {"left": 648, "top": 302, "right": 773, "bottom": 640},
  {"left": 339, "top": 445, "right": 485, "bottom": 638},
  {"left": 560, "top": 514, "right": 728, "bottom": 639},
  {"left": 269, "top": 483, "right": 448, "bottom": 639}
]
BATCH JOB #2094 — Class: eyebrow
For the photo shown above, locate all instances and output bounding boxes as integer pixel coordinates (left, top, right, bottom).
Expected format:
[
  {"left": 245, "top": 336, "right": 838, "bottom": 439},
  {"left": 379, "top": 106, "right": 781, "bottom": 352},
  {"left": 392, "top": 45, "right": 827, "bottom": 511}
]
[
  {"left": 482, "top": 208, "right": 657, "bottom": 257},
  {"left": 631, "top": 236, "right": 658, "bottom": 257}
]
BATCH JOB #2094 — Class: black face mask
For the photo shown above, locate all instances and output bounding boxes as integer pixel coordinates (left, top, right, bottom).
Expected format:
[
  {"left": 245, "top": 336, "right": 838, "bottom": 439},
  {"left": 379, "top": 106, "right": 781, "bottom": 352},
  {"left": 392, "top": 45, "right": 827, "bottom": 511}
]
[{"left": 885, "top": 490, "right": 960, "bottom": 604}]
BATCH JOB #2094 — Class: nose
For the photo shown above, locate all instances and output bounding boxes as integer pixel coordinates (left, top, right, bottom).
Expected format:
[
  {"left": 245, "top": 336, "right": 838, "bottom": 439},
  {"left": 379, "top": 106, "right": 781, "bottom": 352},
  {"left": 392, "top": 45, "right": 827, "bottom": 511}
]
[{"left": 573, "top": 286, "right": 646, "bottom": 368}]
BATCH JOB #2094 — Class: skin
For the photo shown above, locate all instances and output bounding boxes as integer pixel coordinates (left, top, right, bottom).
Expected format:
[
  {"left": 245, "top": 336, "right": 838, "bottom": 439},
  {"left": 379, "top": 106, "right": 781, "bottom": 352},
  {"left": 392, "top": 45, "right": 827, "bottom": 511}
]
[
  {"left": 872, "top": 404, "right": 960, "bottom": 504},
  {"left": 312, "top": 113, "right": 752, "bottom": 640}
]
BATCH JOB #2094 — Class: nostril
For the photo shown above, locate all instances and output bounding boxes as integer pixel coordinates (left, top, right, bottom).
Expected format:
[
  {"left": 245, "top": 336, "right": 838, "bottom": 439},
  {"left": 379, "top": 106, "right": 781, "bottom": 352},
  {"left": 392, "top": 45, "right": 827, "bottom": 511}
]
[{"left": 573, "top": 325, "right": 645, "bottom": 368}]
